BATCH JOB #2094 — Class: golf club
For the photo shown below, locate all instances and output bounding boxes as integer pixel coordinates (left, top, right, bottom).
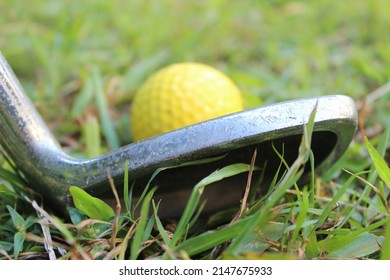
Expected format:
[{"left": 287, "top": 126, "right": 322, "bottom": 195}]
[{"left": 0, "top": 51, "right": 357, "bottom": 217}]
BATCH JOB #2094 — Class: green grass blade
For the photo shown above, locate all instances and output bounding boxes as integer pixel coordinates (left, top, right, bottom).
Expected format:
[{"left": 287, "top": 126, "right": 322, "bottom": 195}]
[
  {"left": 6, "top": 206, "right": 25, "bottom": 229},
  {"left": 321, "top": 232, "right": 384, "bottom": 259},
  {"left": 83, "top": 115, "right": 101, "bottom": 158},
  {"left": 175, "top": 217, "right": 252, "bottom": 256},
  {"left": 302, "top": 102, "right": 317, "bottom": 155},
  {"left": 291, "top": 187, "right": 309, "bottom": 242},
  {"left": 308, "top": 151, "right": 315, "bottom": 208},
  {"left": 123, "top": 161, "right": 130, "bottom": 212},
  {"left": 232, "top": 222, "right": 286, "bottom": 256},
  {"left": 13, "top": 231, "right": 25, "bottom": 259},
  {"left": 130, "top": 187, "right": 157, "bottom": 260},
  {"left": 132, "top": 170, "right": 159, "bottom": 212},
  {"left": 381, "top": 217, "right": 390, "bottom": 260},
  {"left": 318, "top": 219, "right": 387, "bottom": 258},
  {"left": 0, "top": 168, "right": 26, "bottom": 189},
  {"left": 153, "top": 202, "right": 172, "bottom": 245},
  {"left": 311, "top": 173, "right": 360, "bottom": 235},
  {"left": 69, "top": 186, "right": 115, "bottom": 220},
  {"left": 305, "top": 234, "right": 319, "bottom": 258},
  {"left": 170, "top": 164, "right": 253, "bottom": 248},
  {"left": 354, "top": 219, "right": 388, "bottom": 236},
  {"left": 365, "top": 136, "right": 390, "bottom": 187},
  {"left": 70, "top": 73, "right": 94, "bottom": 118},
  {"left": 338, "top": 183, "right": 372, "bottom": 228},
  {"left": 92, "top": 67, "right": 120, "bottom": 150},
  {"left": 143, "top": 215, "right": 155, "bottom": 244},
  {"left": 67, "top": 207, "right": 87, "bottom": 225}
]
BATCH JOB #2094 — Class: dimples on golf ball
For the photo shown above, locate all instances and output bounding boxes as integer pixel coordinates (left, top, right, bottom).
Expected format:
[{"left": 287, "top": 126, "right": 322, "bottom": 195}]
[{"left": 130, "top": 63, "right": 243, "bottom": 141}]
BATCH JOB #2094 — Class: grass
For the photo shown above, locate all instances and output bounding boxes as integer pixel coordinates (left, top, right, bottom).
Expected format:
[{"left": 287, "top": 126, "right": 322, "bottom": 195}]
[{"left": 1, "top": 0, "right": 390, "bottom": 260}]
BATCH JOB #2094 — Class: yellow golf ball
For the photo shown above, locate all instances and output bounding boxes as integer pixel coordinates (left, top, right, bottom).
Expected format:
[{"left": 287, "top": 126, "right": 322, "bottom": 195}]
[{"left": 130, "top": 62, "right": 244, "bottom": 141}]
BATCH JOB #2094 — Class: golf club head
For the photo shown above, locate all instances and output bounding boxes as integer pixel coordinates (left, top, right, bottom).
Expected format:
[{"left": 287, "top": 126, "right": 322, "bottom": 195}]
[{"left": 0, "top": 51, "right": 357, "bottom": 217}]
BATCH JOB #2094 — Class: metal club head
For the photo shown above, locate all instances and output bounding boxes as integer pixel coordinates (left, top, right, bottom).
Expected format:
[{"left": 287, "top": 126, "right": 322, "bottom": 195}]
[{"left": 0, "top": 51, "right": 357, "bottom": 217}]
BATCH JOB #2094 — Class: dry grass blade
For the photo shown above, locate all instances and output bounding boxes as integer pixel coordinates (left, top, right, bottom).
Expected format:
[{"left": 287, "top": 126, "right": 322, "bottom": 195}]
[
  {"left": 107, "top": 171, "right": 122, "bottom": 250},
  {"left": 34, "top": 208, "right": 56, "bottom": 260},
  {"left": 31, "top": 201, "right": 92, "bottom": 260},
  {"left": 25, "top": 233, "right": 70, "bottom": 253},
  {"left": 342, "top": 168, "right": 388, "bottom": 209},
  {"left": 357, "top": 81, "right": 390, "bottom": 109},
  {"left": 0, "top": 248, "right": 12, "bottom": 260},
  {"left": 232, "top": 148, "right": 258, "bottom": 223}
]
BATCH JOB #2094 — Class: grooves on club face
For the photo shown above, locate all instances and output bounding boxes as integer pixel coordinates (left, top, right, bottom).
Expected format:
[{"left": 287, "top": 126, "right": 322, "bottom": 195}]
[{"left": 0, "top": 51, "right": 357, "bottom": 217}]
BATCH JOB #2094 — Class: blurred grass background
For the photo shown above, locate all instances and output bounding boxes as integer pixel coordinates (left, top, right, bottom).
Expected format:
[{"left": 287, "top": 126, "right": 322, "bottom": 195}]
[
  {"left": 1, "top": 0, "right": 390, "bottom": 260},
  {"left": 1, "top": 0, "right": 389, "bottom": 149}
]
